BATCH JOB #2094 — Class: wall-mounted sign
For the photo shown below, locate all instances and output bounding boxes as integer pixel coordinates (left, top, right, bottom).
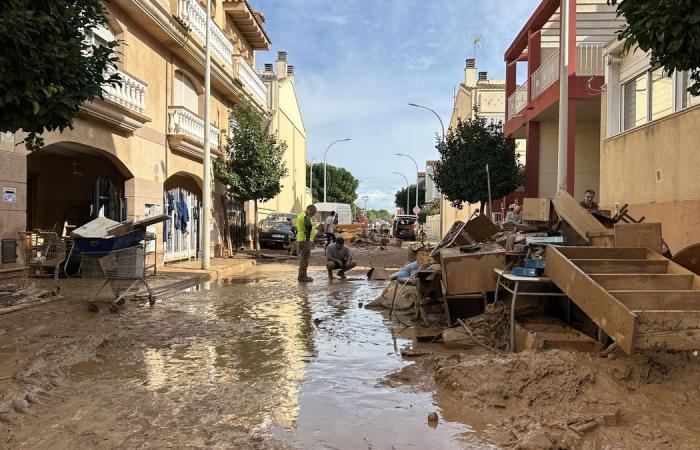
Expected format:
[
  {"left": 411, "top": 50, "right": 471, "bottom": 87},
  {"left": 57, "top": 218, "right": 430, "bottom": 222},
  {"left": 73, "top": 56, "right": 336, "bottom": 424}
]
[{"left": 3, "top": 186, "right": 16, "bottom": 202}]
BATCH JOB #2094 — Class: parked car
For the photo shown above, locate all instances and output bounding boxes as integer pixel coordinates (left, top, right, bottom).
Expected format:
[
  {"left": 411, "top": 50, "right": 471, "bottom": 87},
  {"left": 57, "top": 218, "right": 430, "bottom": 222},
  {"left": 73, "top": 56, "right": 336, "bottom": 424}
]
[
  {"left": 391, "top": 215, "right": 419, "bottom": 240},
  {"left": 259, "top": 213, "right": 297, "bottom": 249}
]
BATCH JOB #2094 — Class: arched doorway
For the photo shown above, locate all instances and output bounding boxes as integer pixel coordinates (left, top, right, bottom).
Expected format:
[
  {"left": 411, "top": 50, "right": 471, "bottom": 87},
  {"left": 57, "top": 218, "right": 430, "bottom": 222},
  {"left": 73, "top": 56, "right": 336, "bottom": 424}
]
[
  {"left": 26, "top": 142, "right": 132, "bottom": 234},
  {"left": 163, "top": 172, "right": 202, "bottom": 262}
]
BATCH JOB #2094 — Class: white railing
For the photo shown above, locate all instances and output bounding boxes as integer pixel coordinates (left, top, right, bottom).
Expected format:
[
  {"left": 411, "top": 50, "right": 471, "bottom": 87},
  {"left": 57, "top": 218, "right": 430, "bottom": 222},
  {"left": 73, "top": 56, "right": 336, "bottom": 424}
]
[
  {"left": 507, "top": 81, "right": 528, "bottom": 120},
  {"left": 103, "top": 68, "right": 146, "bottom": 114},
  {"left": 168, "top": 106, "right": 221, "bottom": 150},
  {"left": 531, "top": 49, "right": 560, "bottom": 100},
  {"left": 236, "top": 57, "right": 268, "bottom": 106},
  {"left": 576, "top": 42, "right": 605, "bottom": 76},
  {"left": 178, "top": 0, "right": 234, "bottom": 68}
]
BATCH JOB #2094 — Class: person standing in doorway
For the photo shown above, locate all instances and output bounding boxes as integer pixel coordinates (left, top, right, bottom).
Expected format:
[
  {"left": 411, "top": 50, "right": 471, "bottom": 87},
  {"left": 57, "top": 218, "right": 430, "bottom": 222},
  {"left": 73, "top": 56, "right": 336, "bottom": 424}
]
[
  {"left": 580, "top": 189, "right": 599, "bottom": 211},
  {"left": 324, "top": 211, "right": 336, "bottom": 247},
  {"left": 296, "top": 205, "right": 317, "bottom": 282}
]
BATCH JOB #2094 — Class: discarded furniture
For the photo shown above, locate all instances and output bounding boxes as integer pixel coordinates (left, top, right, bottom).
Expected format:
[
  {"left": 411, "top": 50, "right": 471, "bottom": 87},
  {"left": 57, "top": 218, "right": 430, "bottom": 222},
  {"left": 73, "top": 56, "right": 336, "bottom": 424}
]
[
  {"left": 552, "top": 189, "right": 607, "bottom": 243},
  {"left": 673, "top": 243, "right": 700, "bottom": 275},
  {"left": 494, "top": 268, "right": 569, "bottom": 352},
  {"left": 546, "top": 246, "right": 700, "bottom": 354},
  {"left": 523, "top": 198, "right": 552, "bottom": 222},
  {"left": 514, "top": 317, "right": 603, "bottom": 353},
  {"left": 440, "top": 247, "right": 504, "bottom": 296}
]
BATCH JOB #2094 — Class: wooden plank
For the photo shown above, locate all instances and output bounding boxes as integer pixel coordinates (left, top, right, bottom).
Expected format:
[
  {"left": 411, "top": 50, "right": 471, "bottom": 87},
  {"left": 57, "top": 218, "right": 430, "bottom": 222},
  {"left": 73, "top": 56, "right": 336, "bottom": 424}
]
[
  {"left": 523, "top": 198, "right": 551, "bottom": 222},
  {"left": 611, "top": 290, "right": 700, "bottom": 310},
  {"left": 572, "top": 259, "right": 668, "bottom": 274},
  {"left": 545, "top": 246, "right": 637, "bottom": 354},
  {"left": 556, "top": 246, "right": 647, "bottom": 260},
  {"left": 646, "top": 249, "right": 700, "bottom": 289},
  {"left": 590, "top": 274, "right": 694, "bottom": 291},
  {"left": 614, "top": 223, "right": 662, "bottom": 253},
  {"left": 551, "top": 189, "right": 606, "bottom": 243},
  {"left": 634, "top": 310, "right": 700, "bottom": 350}
]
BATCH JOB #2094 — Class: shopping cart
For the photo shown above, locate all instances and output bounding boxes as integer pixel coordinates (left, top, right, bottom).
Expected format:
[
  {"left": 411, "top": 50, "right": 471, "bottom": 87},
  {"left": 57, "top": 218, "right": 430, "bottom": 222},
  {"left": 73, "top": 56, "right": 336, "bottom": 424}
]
[
  {"left": 79, "top": 245, "right": 155, "bottom": 313},
  {"left": 18, "top": 231, "right": 67, "bottom": 294}
]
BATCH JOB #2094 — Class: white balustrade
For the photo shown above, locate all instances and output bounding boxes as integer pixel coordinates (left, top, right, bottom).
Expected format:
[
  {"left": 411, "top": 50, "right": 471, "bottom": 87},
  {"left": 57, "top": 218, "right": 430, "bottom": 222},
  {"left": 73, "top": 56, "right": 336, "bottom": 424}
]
[
  {"left": 531, "top": 49, "right": 560, "bottom": 100},
  {"left": 507, "top": 81, "right": 528, "bottom": 120},
  {"left": 168, "top": 106, "right": 221, "bottom": 150},
  {"left": 576, "top": 42, "right": 605, "bottom": 76},
  {"left": 103, "top": 67, "right": 147, "bottom": 114},
  {"left": 178, "top": 0, "right": 234, "bottom": 68},
  {"left": 236, "top": 57, "right": 268, "bottom": 105}
]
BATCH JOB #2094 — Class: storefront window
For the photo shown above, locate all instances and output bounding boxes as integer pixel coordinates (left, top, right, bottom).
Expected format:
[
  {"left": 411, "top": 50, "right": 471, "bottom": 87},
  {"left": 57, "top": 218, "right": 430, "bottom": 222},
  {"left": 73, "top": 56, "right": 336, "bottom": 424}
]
[
  {"left": 623, "top": 74, "right": 647, "bottom": 131},
  {"left": 650, "top": 68, "right": 673, "bottom": 121}
]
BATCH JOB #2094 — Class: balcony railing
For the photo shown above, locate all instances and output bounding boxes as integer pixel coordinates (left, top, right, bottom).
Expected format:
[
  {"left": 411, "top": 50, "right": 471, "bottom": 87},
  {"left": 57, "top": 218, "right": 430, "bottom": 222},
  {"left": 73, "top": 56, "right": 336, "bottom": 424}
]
[
  {"left": 177, "top": 0, "right": 234, "bottom": 68},
  {"left": 168, "top": 106, "right": 221, "bottom": 150},
  {"left": 576, "top": 42, "right": 605, "bottom": 76},
  {"left": 103, "top": 68, "right": 146, "bottom": 114},
  {"left": 531, "top": 49, "right": 560, "bottom": 100},
  {"left": 507, "top": 81, "right": 528, "bottom": 120},
  {"left": 236, "top": 57, "right": 267, "bottom": 106}
]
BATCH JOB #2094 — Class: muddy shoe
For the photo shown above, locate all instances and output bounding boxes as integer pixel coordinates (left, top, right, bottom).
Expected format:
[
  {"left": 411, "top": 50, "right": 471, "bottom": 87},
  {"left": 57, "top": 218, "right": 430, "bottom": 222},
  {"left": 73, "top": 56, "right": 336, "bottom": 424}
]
[
  {"left": 337, "top": 270, "right": 346, "bottom": 279},
  {"left": 298, "top": 275, "right": 314, "bottom": 282}
]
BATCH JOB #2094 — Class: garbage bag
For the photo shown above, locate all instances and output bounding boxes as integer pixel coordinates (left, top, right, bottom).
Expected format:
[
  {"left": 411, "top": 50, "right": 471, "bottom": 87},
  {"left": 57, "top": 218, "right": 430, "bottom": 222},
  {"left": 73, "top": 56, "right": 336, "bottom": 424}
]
[{"left": 366, "top": 281, "right": 418, "bottom": 310}]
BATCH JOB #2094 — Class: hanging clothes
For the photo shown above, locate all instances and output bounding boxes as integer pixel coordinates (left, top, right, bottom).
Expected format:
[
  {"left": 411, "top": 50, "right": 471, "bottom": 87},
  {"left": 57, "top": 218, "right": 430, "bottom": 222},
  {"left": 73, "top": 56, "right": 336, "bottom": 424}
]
[{"left": 178, "top": 190, "right": 189, "bottom": 233}]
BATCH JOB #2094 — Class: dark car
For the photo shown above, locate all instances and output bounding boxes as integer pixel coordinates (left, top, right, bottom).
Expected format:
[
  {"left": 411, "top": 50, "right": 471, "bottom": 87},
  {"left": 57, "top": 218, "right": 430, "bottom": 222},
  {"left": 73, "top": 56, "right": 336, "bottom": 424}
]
[
  {"left": 391, "top": 215, "right": 419, "bottom": 240},
  {"left": 259, "top": 213, "right": 297, "bottom": 249}
]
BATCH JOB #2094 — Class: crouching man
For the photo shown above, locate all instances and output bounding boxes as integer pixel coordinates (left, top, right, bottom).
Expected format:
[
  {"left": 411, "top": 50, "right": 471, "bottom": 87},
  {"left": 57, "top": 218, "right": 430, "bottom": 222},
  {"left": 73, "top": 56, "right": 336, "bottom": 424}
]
[{"left": 325, "top": 237, "right": 356, "bottom": 279}]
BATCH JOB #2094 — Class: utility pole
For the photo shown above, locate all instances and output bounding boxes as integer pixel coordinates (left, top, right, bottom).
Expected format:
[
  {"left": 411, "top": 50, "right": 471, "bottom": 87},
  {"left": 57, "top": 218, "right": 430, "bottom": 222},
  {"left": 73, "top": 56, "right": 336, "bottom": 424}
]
[
  {"left": 393, "top": 172, "right": 410, "bottom": 215},
  {"left": 362, "top": 195, "right": 369, "bottom": 212},
  {"left": 557, "top": 0, "right": 570, "bottom": 191},
  {"left": 396, "top": 153, "right": 419, "bottom": 209},
  {"left": 201, "top": 0, "right": 212, "bottom": 270},
  {"left": 323, "top": 138, "right": 351, "bottom": 203}
]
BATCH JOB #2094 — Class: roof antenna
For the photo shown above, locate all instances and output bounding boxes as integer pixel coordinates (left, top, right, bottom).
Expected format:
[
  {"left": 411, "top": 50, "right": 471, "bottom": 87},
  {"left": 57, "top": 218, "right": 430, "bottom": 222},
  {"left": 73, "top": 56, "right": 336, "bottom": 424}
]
[{"left": 472, "top": 35, "right": 482, "bottom": 61}]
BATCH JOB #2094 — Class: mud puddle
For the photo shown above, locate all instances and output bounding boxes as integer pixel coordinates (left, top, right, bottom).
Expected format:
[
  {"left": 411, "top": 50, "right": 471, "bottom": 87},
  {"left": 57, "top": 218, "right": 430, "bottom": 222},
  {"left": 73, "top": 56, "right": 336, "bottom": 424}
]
[{"left": 5, "top": 266, "right": 494, "bottom": 449}]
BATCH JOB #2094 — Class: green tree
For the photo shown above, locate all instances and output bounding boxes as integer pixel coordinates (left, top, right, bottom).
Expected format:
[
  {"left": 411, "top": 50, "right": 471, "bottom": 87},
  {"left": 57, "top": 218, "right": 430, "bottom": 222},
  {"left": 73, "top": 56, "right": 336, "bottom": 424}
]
[
  {"left": 608, "top": 0, "right": 700, "bottom": 95},
  {"left": 394, "top": 181, "right": 426, "bottom": 212},
  {"left": 432, "top": 116, "right": 518, "bottom": 211},
  {"left": 310, "top": 163, "right": 358, "bottom": 204},
  {"left": 366, "top": 209, "right": 392, "bottom": 221},
  {"left": 215, "top": 101, "right": 288, "bottom": 250},
  {"left": 0, "top": 0, "right": 121, "bottom": 151}
]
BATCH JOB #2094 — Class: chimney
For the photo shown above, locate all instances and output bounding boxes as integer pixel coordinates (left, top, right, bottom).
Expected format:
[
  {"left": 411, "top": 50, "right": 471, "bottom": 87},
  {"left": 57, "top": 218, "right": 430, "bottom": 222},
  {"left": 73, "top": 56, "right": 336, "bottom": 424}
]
[
  {"left": 276, "top": 51, "right": 288, "bottom": 79},
  {"left": 478, "top": 71, "right": 488, "bottom": 82},
  {"left": 264, "top": 63, "right": 274, "bottom": 74},
  {"left": 464, "top": 58, "right": 477, "bottom": 88},
  {"left": 287, "top": 65, "right": 294, "bottom": 75}
]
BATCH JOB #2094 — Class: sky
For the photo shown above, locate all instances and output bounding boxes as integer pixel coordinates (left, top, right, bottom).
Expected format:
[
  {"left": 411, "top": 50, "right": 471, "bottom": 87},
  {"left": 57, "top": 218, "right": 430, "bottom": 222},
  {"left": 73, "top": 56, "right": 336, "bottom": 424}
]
[{"left": 255, "top": 0, "right": 540, "bottom": 211}]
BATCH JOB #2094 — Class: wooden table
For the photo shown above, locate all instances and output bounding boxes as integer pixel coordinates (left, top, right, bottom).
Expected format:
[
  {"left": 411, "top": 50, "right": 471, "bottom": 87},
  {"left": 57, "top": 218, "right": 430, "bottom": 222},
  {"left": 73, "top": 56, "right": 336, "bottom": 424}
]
[{"left": 493, "top": 268, "right": 569, "bottom": 351}]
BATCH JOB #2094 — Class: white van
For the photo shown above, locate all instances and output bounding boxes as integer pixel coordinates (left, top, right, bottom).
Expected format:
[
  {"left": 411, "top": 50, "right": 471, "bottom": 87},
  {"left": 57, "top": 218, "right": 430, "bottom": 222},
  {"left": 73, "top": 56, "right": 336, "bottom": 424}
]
[{"left": 314, "top": 202, "right": 352, "bottom": 225}]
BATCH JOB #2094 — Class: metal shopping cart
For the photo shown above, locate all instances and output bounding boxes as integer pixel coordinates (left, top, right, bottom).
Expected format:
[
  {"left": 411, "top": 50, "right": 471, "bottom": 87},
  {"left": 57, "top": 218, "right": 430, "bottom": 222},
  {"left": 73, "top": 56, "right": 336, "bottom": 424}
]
[
  {"left": 76, "top": 229, "right": 154, "bottom": 313},
  {"left": 19, "top": 230, "right": 67, "bottom": 294}
]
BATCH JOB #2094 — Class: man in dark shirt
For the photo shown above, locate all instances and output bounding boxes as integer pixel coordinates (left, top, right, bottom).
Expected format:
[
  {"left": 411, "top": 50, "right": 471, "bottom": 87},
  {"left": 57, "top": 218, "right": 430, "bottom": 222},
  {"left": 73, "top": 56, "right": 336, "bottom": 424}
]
[
  {"left": 325, "top": 237, "right": 356, "bottom": 279},
  {"left": 580, "top": 189, "right": 599, "bottom": 211}
]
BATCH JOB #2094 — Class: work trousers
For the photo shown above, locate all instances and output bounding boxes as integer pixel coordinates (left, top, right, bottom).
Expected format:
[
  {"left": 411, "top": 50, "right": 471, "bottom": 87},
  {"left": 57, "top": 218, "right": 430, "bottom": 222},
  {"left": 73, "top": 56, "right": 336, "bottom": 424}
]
[
  {"left": 325, "top": 232, "right": 335, "bottom": 247},
  {"left": 299, "top": 240, "right": 312, "bottom": 272}
]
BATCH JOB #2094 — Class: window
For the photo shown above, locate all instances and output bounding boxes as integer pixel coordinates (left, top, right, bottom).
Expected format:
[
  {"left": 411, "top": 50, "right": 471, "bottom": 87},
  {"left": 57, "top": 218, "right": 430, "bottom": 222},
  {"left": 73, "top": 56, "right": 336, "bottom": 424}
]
[
  {"left": 623, "top": 74, "right": 647, "bottom": 131},
  {"left": 650, "top": 68, "right": 673, "bottom": 121},
  {"left": 174, "top": 71, "right": 199, "bottom": 113},
  {"left": 682, "top": 72, "right": 700, "bottom": 108}
]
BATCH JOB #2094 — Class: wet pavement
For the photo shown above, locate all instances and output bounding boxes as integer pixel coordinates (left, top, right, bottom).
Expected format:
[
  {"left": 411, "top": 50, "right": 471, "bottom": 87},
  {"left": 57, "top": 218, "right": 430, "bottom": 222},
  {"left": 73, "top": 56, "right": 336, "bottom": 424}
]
[{"left": 1, "top": 263, "right": 494, "bottom": 449}]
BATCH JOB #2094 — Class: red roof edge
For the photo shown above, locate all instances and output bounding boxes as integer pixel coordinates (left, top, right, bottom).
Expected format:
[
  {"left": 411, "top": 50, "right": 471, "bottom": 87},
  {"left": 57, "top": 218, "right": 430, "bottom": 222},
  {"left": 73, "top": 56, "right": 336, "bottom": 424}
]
[{"left": 503, "top": 0, "right": 560, "bottom": 62}]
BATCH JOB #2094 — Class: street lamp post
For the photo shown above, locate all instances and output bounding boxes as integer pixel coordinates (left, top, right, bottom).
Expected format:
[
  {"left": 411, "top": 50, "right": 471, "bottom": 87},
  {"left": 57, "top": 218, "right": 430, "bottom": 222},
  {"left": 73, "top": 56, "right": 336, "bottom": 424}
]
[
  {"left": 396, "top": 153, "right": 419, "bottom": 210},
  {"left": 408, "top": 102, "right": 445, "bottom": 140},
  {"left": 323, "top": 138, "right": 351, "bottom": 203},
  {"left": 393, "top": 172, "right": 410, "bottom": 215},
  {"left": 201, "top": 0, "right": 212, "bottom": 269}
]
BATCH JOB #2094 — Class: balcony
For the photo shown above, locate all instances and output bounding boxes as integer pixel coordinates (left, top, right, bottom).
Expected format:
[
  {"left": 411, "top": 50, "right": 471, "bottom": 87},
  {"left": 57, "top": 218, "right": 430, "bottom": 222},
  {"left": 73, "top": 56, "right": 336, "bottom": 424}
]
[
  {"left": 167, "top": 106, "right": 222, "bottom": 159},
  {"left": 235, "top": 56, "right": 268, "bottom": 106},
  {"left": 507, "top": 81, "right": 528, "bottom": 120},
  {"left": 82, "top": 68, "right": 150, "bottom": 133},
  {"left": 176, "top": 0, "right": 234, "bottom": 69},
  {"left": 531, "top": 49, "right": 560, "bottom": 100}
]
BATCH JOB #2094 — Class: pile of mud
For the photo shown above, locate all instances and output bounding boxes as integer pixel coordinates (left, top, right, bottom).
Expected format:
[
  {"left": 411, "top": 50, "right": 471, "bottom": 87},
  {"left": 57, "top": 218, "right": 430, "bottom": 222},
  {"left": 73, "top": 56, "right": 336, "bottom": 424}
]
[{"left": 389, "top": 349, "right": 700, "bottom": 449}]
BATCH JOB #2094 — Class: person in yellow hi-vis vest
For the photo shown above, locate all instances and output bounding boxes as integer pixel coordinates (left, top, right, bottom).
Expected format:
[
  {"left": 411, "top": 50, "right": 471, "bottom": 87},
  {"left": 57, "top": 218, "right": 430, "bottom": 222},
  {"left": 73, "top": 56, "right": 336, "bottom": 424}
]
[{"left": 296, "top": 205, "right": 317, "bottom": 282}]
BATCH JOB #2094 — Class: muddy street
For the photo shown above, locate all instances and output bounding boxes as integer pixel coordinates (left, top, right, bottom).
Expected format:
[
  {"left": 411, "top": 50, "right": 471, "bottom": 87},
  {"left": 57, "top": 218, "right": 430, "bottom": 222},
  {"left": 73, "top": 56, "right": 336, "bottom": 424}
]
[{"left": 1, "top": 260, "right": 489, "bottom": 449}]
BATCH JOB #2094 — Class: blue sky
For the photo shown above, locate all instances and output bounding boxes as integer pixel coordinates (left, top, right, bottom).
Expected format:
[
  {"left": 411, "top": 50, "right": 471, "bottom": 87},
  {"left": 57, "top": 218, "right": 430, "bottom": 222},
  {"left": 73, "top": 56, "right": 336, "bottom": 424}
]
[{"left": 255, "top": 0, "right": 540, "bottom": 211}]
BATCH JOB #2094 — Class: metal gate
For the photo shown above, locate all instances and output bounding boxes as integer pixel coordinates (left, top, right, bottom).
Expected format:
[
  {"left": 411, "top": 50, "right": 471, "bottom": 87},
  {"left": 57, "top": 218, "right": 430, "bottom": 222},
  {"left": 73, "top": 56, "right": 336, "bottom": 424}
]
[{"left": 225, "top": 198, "right": 247, "bottom": 251}]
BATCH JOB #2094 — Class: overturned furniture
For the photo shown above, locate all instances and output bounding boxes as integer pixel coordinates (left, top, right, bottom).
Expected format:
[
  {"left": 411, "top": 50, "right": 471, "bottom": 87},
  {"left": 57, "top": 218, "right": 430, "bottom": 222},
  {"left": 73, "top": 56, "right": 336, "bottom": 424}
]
[{"left": 546, "top": 246, "right": 700, "bottom": 354}]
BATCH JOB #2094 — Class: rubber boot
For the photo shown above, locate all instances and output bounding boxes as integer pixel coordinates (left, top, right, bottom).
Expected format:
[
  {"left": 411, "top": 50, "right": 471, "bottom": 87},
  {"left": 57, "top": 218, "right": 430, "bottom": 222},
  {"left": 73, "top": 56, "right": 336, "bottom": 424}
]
[{"left": 298, "top": 269, "right": 313, "bottom": 282}]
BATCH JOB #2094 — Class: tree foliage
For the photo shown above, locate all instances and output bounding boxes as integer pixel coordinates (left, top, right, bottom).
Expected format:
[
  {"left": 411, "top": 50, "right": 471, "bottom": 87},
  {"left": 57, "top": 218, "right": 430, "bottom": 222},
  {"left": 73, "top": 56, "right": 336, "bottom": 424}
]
[
  {"left": 365, "top": 209, "right": 392, "bottom": 221},
  {"left": 0, "top": 0, "right": 121, "bottom": 151},
  {"left": 394, "top": 182, "right": 426, "bottom": 211},
  {"left": 433, "top": 116, "right": 518, "bottom": 210},
  {"left": 310, "top": 163, "right": 358, "bottom": 204},
  {"left": 608, "top": 0, "right": 700, "bottom": 95},
  {"left": 215, "top": 102, "right": 288, "bottom": 204}
]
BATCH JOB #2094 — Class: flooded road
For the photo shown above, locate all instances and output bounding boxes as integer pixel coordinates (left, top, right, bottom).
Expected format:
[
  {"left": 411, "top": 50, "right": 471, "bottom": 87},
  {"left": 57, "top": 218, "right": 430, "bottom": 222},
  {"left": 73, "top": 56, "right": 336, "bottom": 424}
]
[{"left": 3, "top": 265, "right": 493, "bottom": 449}]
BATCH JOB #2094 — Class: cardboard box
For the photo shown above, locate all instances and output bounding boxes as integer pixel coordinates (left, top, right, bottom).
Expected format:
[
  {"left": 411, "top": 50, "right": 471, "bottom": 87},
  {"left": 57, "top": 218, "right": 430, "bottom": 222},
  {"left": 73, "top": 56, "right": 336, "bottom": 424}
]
[
  {"left": 439, "top": 248, "right": 504, "bottom": 295},
  {"left": 514, "top": 318, "right": 603, "bottom": 353},
  {"left": 523, "top": 198, "right": 551, "bottom": 222}
]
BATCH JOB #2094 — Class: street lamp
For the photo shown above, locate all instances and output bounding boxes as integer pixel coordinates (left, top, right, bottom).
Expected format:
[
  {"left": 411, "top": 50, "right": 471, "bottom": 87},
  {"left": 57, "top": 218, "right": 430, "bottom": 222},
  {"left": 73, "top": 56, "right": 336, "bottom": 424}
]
[
  {"left": 323, "top": 138, "right": 351, "bottom": 203},
  {"left": 396, "top": 153, "right": 419, "bottom": 210},
  {"left": 408, "top": 102, "right": 445, "bottom": 140},
  {"left": 392, "top": 172, "right": 410, "bottom": 215}
]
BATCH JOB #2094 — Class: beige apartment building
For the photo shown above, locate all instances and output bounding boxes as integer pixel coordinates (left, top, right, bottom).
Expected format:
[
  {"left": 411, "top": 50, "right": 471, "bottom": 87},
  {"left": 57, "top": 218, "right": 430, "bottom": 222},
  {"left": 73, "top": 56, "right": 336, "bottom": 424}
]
[
  {"left": 0, "top": 0, "right": 279, "bottom": 270},
  {"left": 601, "top": 41, "right": 700, "bottom": 253},
  {"left": 258, "top": 52, "right": 312, "bottom": 219}
]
